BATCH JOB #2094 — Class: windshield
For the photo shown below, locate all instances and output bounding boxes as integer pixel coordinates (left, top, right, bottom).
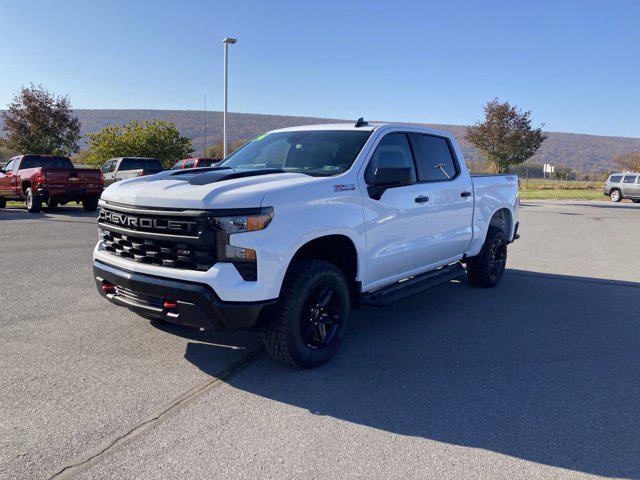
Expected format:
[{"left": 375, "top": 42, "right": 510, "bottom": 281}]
[
  {"left": 22, "top": 155, "right": 74, "bottom": 169},
  {"left": 219, "top": 130, "right": 372, "bottom": 176}
]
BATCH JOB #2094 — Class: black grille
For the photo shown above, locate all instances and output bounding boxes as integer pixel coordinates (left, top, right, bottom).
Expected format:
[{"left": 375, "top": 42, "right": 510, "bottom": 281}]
[{"left": 99, "top": 206, "right": 217, "bottom": 272}]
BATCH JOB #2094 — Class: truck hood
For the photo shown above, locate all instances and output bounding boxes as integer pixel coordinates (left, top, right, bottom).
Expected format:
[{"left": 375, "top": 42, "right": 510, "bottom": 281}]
[{"left": 101, "top": 168, "right": 318, "bottom": 209}]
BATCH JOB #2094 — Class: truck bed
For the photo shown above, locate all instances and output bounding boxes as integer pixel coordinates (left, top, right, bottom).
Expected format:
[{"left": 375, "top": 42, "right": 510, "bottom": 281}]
[{"left": 467, "top": 174, "right": 519, "bottom": 255}]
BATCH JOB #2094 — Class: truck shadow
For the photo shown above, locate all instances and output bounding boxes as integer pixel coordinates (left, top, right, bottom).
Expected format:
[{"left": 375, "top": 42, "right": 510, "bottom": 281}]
[
  {"left": 184, "top": 269, "right": 640, "bottom": 478},
  {"left": 0, "top": 206, "right": 98, "bottom": 222}
]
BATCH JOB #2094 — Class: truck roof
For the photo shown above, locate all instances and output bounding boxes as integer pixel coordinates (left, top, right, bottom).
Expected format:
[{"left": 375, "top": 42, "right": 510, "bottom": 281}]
[{"left": 271, "top": 122, "right": 452, "bottom": 138}]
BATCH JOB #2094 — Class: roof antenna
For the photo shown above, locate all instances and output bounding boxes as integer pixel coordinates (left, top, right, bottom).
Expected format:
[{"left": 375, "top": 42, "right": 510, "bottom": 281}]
[{"left": 354, "top": 117, "right": 368, "bottom": 127}]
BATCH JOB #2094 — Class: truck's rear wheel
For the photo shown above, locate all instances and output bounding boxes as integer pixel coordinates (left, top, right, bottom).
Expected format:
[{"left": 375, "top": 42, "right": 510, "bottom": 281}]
[
  {"left": 263, "top": 259, "right": 350, "bottom": 368},
  {"left": 0, "top": 197, "right": 5, "bottom": 208},
  {"left": 466, "top": 226, "right": 508, "bottom": 288},
  {"left": 82, "top": 196, "right": 99, "bottom": 212},
  {"left": 47, "top": 198, "right": 59, "bottom": 210},
  {"left": 25, "top": 188, "right": 41, "bottom": 213}
]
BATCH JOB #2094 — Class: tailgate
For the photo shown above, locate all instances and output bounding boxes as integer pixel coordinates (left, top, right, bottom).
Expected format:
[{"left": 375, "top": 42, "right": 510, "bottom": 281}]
[{"left": 42, "top": 169, "right": 103, "bottom": 188}]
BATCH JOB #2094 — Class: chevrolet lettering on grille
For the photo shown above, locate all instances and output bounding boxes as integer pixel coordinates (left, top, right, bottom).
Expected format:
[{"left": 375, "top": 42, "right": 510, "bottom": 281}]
[{"left": 100, "top": 210, "right": 197, "bottom": 234}]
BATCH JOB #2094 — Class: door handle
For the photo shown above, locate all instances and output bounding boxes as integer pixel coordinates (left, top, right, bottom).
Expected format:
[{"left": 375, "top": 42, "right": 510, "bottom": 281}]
[
  {"left": 460, "top": 191, "right": 472, "bottom": 198},
  {"left": 414, "top": 195, "right": 429, "bottom": 203}
]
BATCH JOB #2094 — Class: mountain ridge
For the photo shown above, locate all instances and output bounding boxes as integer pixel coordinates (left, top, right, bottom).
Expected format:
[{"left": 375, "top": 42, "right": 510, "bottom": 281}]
[{"left": 3, "top": 109, "right": 640, "bottom": 171}]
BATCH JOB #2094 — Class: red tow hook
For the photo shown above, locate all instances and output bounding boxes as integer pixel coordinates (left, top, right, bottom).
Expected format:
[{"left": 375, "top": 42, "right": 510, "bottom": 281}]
[
  {"left": 163, "top": 301, "right": 177, "bottom": 309},
  {"left": 102, "top": 282, "right": 115, "bottom": 293}
]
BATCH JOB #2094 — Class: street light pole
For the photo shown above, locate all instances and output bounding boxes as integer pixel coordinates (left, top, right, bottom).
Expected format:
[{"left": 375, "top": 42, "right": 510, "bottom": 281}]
[{"left": 223, "top": 37, "right": 237, "bottom": 158}]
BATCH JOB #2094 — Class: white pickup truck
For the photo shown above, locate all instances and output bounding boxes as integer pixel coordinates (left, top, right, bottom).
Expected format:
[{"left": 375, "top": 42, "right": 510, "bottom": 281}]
[{"left": 93, "top": 120, "right": 519, "bottom": 368}]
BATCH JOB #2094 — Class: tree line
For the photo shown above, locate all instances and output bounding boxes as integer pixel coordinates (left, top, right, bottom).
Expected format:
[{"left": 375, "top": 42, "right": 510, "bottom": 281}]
[
  {"left": 0, "top": 85, "right": 198, "bottom": 169},
  {"left": 2, "top": 85, "right": 638, "bottom": 174}
]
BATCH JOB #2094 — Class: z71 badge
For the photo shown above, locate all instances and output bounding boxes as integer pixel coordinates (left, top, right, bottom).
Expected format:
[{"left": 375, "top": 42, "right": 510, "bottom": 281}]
[{"left": 333, "top": 184, "right": 355, "bottom": 192}]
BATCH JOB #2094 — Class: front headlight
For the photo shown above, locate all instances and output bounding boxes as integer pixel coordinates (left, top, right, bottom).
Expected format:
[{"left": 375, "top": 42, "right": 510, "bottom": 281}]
[
  {"left": 211, "top": 207, "right": 274, "bottom": 234},
  {"left": 209, "top": 207, "right": 274, "bottom": 281}
]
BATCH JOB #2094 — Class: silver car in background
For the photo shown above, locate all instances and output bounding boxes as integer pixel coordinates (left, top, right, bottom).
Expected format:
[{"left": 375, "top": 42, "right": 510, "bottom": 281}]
[
  {"left": 100, "top": 157, "right": 164, "bottom": 187},
  {"left": 604, "top": 173, "right": 640, "bottom": 202}
]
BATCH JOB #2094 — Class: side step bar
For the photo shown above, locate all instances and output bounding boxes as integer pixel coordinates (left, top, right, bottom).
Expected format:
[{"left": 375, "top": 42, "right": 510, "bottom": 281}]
[{"left": 361, "top": 262, "right": 466, "bottom": 307}]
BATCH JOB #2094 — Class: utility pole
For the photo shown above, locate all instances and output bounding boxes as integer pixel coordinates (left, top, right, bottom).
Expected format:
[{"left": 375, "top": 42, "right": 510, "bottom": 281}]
[
  {"left": 223, "top": 37, "right": 237, "bottom": 158},
  {"left": 204, "top": 93, "right": 207, "bottom": 156}
]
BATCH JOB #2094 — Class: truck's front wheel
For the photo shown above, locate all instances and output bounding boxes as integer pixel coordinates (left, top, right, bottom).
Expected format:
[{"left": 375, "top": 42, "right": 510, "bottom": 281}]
[
  {"left": 263, "top": 259, "right": 350, "bottom": 368},
  {"left": 466, "top": 226, "right": 508, "bottom": 288}
]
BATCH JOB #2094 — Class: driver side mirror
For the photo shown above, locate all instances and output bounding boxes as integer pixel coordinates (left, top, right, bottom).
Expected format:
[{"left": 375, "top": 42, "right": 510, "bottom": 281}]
[{"left": 368, "top": 167, "right": 414, "bottom": 200}]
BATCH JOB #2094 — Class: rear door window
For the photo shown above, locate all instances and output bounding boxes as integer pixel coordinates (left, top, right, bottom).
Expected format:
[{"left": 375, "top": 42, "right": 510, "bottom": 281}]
[
  {"left": 623, "top": 175, "right": 637, "bottom": 184},
  {"left": 409, "top": 134, "right": 459, "bottom": 181}
]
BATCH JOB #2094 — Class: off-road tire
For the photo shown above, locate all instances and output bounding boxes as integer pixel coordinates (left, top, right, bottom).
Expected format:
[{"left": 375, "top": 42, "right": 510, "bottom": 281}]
[
  {"left": 632, "top": 199, "right": 640, "bottom": 204},
  {"left": 25, "top": 188, "right": 41, "bottom": 213},
  {"left": 47, "top": 198, "right": 59, "bottom": 210},
  {"left": 263, "top": 259, "right": 350, "bottom": 369},
  {"left": 0, "top": 197, "right": 6, "bottom": 208},
  {"left": 82, "top": 196, "right": 99, "bottom": 212},
  {"left": 466, "top": 226, "right": 508, "bottom": 288},
  {"left": 610, "top": 189, "right": 622, "bottom": 202}
]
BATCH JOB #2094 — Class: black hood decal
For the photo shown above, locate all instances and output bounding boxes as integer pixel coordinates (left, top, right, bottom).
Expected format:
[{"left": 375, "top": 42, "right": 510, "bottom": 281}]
[{"left": 170, "top": 167, "right": 286, "bottom": 186}]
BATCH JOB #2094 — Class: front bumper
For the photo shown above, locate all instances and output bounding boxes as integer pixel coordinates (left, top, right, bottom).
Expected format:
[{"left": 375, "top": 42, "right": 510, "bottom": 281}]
[{"left": 93, "top": 260, "right": 275, "bottom": 330}]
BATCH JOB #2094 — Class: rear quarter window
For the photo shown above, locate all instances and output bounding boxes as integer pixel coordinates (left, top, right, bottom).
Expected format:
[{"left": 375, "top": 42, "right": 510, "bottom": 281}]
[{"left": 609, "top": 175, "right": 622, "bottom": 183}]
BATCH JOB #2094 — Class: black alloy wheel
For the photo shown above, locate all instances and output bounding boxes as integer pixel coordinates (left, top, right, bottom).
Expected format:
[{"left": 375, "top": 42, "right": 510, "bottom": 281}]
[
  {"left": 487, "top": 235, "right": 507, "bottom": 282},
  {"left": 300, "top": 284, "right": 342, "bottom": 349}
]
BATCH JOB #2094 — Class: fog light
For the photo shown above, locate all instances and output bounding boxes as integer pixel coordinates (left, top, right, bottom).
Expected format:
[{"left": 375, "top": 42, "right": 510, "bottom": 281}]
[{"left": 224, "top": 245, "right": 256, "bottom": 261}]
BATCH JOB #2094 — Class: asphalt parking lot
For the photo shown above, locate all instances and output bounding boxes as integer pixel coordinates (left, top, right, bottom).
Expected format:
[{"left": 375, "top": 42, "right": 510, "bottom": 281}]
[{"left": 1, "top": 200, "right": 639, "bottom": 480}]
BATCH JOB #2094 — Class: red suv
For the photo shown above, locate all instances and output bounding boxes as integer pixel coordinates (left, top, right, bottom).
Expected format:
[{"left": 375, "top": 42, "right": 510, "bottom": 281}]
[{"left": 171, "top": 157, "right": 221, "bottom": 170}]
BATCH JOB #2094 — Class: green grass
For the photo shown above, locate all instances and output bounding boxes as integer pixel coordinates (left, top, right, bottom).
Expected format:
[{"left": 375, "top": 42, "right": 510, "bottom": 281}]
[
  {"left": 518, "top": 189, "right": 605, "bottom": 200},
  {"left": 519, "top": 179, "right": 603, "bottom": 191},
  {"left": 518, "top": 179, "right": 605, "bottom": 200}
]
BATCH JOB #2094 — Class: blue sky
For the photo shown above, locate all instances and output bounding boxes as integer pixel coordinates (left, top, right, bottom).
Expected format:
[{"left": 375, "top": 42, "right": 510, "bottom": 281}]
[{"left": 1, "top": 0, "right": 639, "bottom": 137}]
